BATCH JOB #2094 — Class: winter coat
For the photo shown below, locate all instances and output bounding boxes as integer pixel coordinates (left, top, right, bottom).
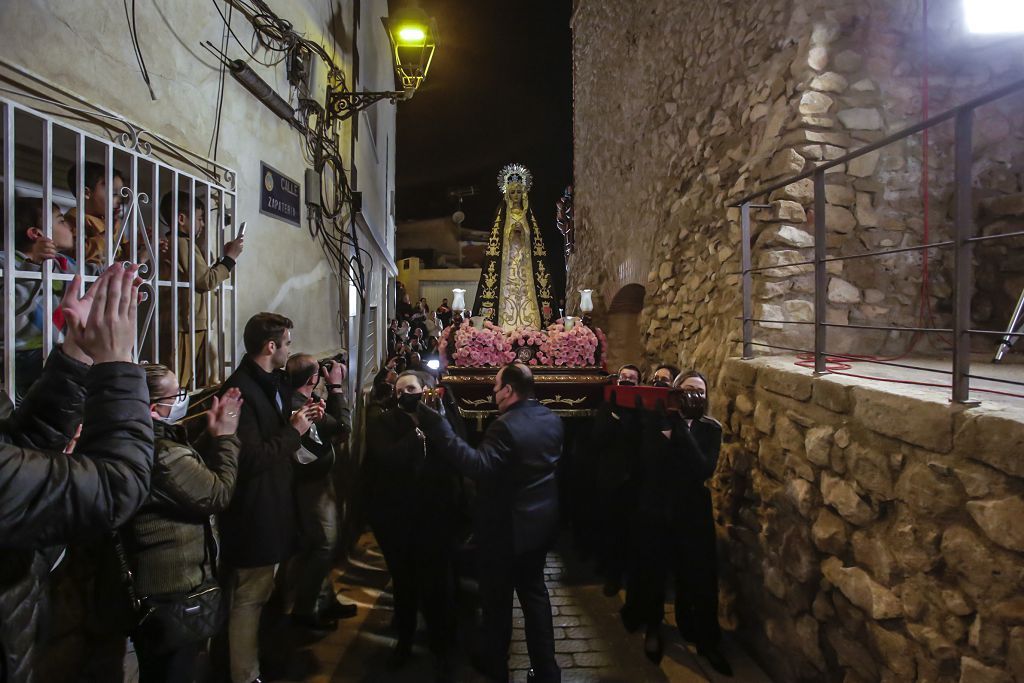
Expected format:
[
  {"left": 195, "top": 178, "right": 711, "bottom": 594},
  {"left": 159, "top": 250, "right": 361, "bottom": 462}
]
[
  {"left": 0, "top": 350, "right": 153, "bottom": 683},
  {"left": 217, "top": 355, "right": 301, "bottom": 568},
  {"left": 417, "top": 398, "right": 563, "bottom": 556},
  {"left": 122, "top": 421, "right": 240, "bottom": 596}
]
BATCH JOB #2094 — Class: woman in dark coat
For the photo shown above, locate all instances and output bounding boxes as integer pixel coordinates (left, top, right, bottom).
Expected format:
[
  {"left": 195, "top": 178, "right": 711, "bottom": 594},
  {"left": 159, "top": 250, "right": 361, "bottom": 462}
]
[
  {"left": 621, "top": 370, "right": 731, "bottom": 676},
  {"left": 121, "top": 364, "right": 243, "bottom": 683},
  {"left": 364, "top": 370, "right": 466, "bottom": 683}
]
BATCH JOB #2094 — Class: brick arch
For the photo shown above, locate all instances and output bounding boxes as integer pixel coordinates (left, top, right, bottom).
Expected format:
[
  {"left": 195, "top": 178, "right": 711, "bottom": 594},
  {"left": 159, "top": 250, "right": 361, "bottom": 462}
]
[
  {"left": 607, "top": 283, "right": 646, "bottom": 314},
  {"left": 601, "top": 255, "right": 649, "bottom": 309}
]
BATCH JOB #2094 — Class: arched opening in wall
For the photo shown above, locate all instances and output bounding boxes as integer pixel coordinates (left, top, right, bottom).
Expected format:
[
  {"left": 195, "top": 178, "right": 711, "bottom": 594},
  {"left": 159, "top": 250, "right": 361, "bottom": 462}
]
[{"left": 604, "top": 283, "right": 646, "bottom": 372}]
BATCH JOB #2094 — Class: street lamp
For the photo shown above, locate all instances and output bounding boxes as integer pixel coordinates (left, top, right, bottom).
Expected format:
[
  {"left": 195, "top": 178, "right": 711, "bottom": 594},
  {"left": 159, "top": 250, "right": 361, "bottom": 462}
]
[{"left": 326, "top": 2, "right": 437, "bottom": 122}]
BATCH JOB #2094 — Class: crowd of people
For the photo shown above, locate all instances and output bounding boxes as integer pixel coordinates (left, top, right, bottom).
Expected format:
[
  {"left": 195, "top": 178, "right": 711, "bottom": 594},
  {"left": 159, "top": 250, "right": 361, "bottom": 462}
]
[{"left": 0, "top": 262, "right": 355, "bottom": 683}]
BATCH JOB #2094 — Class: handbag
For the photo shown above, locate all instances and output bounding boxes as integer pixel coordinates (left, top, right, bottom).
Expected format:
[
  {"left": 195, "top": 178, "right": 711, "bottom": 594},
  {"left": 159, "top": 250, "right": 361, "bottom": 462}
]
[{"left": 113, "top": 517, "right": 228, "bottom": 654}]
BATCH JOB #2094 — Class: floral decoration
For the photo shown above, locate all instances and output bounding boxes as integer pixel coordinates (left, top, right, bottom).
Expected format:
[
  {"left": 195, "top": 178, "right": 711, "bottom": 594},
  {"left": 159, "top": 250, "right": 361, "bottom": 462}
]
[{"left": 441, "top": 319, "right": 604, "bottom": 369}]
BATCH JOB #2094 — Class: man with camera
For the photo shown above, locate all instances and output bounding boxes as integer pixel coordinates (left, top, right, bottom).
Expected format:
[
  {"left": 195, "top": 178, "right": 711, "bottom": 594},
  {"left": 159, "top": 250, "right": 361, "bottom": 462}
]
[
  {"left": 416, "top": 362, "right": 562, "bottom": 683},
  {"left": 285, "top": 353, "right": 357, "bottom": 632}
]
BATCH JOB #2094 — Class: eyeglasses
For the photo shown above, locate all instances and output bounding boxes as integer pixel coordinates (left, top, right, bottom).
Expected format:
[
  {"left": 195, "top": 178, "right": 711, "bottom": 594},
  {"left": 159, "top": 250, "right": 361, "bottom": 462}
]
[{"left": 153, "top": 388, "right": 187, "bottom": 402}]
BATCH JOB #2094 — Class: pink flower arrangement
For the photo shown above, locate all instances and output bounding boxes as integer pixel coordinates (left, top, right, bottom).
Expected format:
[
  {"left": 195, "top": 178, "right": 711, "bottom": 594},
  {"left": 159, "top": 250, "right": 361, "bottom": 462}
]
[
  {"left": 445, "top": 321, "right": 603, "bottom": 369},
  {"left": 450, "top": 319, "right": 515, "bottom": 367}
]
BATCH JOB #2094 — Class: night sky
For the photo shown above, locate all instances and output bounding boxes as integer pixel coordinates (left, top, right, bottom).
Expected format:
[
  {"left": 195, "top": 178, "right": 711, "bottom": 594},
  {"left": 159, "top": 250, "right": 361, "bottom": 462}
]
[{"left": 393, "top": 0, "right": 573, "bottom": 296}]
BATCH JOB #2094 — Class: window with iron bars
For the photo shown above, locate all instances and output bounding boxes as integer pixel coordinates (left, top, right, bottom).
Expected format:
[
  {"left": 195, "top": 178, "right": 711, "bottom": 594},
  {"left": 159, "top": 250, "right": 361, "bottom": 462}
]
[{"left": 1, "top": 95, "right": 239, "bottom": 401}]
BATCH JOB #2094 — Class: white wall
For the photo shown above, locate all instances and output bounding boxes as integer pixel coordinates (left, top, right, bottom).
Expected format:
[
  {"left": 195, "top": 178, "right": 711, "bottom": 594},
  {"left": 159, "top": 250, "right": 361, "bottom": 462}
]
[{"left": 0, "top": 0, "right": 397, "bottom": 363}]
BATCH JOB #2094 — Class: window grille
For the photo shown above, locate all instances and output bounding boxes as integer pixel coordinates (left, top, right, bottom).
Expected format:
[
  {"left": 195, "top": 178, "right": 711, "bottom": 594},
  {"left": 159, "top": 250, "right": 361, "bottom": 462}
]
[{"left": 1, "top": 94, "right": 239, "bottom": 398}]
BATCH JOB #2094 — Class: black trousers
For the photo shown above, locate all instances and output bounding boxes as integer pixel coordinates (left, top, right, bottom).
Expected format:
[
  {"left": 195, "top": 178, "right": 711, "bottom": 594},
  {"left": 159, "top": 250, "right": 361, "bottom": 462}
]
[
  {"left": 623, "top": 515, "right": 720, "bottom": 649},
  {"left": 374, "top": 519, "right": 455, "bottom": 658},
  {"left": 135, "top": 639, "right": 200, "bottom": 683},
  {"left": 477, "top": 547, "right": 560, "bottom": 683}
]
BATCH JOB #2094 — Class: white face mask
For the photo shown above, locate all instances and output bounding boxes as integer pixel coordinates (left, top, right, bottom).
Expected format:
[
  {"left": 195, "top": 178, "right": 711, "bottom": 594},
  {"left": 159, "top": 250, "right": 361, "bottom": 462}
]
[{"left": 156, "top": 394, "right": 190, "bottom": 425}]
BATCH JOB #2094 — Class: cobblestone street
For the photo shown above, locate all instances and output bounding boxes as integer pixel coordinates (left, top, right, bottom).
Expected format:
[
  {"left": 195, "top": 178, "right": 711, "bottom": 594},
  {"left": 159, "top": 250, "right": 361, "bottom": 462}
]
[{"left": 272, "top": 535, "right": 771, "bottom": 683}]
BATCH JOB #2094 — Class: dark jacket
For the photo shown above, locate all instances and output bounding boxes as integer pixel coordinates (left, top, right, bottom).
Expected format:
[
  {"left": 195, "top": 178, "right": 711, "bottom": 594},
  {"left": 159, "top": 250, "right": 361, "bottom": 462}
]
[
  {"left": 217, "top": 355, "right": 301, "bottom": 568},
  {"left": 418, "top": 398, "right": 562, "bottom": 555},
  {"left": 124, "top": 422, "right": 240, "bottom": 596},
  {"left": 290, "top": 389, "right": 351, "bottom": 480},
  {"left": 635, "top": 412, "right": 722, "bottom": 526},
  {"left": 365, "top": 406, "right": 464, "bottom": 541},
  {"left": 0, "top": 350, "right": 153, "bottom": 683}
]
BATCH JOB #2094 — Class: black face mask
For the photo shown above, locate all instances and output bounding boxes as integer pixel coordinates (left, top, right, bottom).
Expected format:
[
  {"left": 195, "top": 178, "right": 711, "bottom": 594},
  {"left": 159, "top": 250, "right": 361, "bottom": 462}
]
[
  {"left": 617, "top": 379, "right": 637, "bottom": 387},
  {"left": 653, "top": 380, "right": 671, "bottom": 388},
  {"left": 397, "top": 392, "right": 422, "bottom": 413}
]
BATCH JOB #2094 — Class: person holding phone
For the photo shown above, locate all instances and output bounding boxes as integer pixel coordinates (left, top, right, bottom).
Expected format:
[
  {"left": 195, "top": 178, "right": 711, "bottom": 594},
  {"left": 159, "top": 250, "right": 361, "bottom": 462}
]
[
  {"left": 158, "top": 191, "right": 244, "bottom": 389},
  {"left": 621, "top": 369, "right": 731, "bottom": 676},
  {"left": 364, "top": 370, "right": 466, "bottom": 683}
]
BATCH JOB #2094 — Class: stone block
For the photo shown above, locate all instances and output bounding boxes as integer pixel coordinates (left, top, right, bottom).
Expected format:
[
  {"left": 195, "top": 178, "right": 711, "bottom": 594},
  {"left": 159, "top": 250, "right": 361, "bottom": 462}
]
[
  {"left": 941, "top": 525, "right": 1024, "bottom": 601},
  {"left": 826, "top": 625, "right": 878, "bottom": 681},
  {"left": 821, "top": 472, "right": 875, "bottom": 525},
  {"left": 958, "top": 656, "right": 1012, "bottom": 683},
  {"left": 800, "top": 91, "right": 834, "bottom": 115},
  {"left": 759, "top": 365, "right": 813, "bottom": 401},
  {"left": 762, "top": 224, "right": 814, "bottom": 248},
  {"left": 813, "top": 377, "right": 852, "bottom": 412},
  {"left": 828, "top": 277, "right": 861, "bottom": 303},
  {"left": 812, "top": 508, "right": 848, "bottom": 554},
  {"left": 851, "top": 386, "right": 954, "bottom": 452},
  {"left": 849, "top": 150, "right": 881, "bottom": 177},
  {"left": 758, "top": 249, "right": 812, "bottom": 278},
  {"left": 956, "top": 409, "right": 1024, "bottom": 477},
  {"left": 821, "top": 557, "right": 902, "bottom": 619},
  {"left": 969, "top": 615, "right": 1005, "bottom": 660},
  {"left": 769, "top": 178, "right": 815, "bottom": 204},
  {"left": 826, "top": 204, "right": 857, "bottom": 233},
  {"left": 907, "top": 624, "right": 958, "bottom": 661},
  {"left": 808, "top": 46, "right": 828, "bottom": 71},
  {"left": 810, "top": 71, "right": 848, "bottom": 93},
  {"left": 776, "top": 415, "right": 806, "bottom": 453},
  {"left": 722, "top": 358, "right": 759, "bottom": 387},
  {"left": 852, "top": 530, "right": 896, "bottom": 585},
  {"left": 980, "top": 193, "right": 1024, "bottom": 217},
  {"left": 966, "top": 497, "right": 1024, "bottom": 552},
  {"left": 767, "top": 149, "right": 806, "bottom": 179},
  {"left": 1009, "top": 627, "right": 1024, "bottom": 683},
  {"left": 805, "top": 425, "right": 834, "bottom": 466},
  {"left": 787, "top": 478, "right": 818, "bottom": 517},
  {"left": 658, "top": 261, "right": 674, "bottom": 279},
  {"left": 838, "top": 108, "right": 883, "bottom": 131},
  {"left": 825, "top": 184, "right": 855, "bottom": 206},
  {"left": 846, "top": 442, "right": 894, "bottom": 500},
  {"left": 834, "top": 50, "right": 863, "bottom": 73},
  {"left": 894, "top": 462, "right": 964, "bottom": 516},
  {"left": 888, "top": 507, "right": 942, "bottom": 573},
  {"left": 868, "top": 623, "right": 916, "bottom": 679},
  {"left": 772, "top": 199, "right": 807, "bottom": 222},
  {"left": 754, "top": 400, "right": 775, "bottom": 434},
  {"left": 734, "top": 393, "right": 755, "bottom": 415}
]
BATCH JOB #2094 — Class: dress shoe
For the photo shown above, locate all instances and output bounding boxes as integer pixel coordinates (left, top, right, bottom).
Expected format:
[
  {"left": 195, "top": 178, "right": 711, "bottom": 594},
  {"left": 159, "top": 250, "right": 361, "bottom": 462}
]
[
  {"left": 698, "top": 646, "right": 733, "bottom": 677},
  {"left": 321, "top": 600, "right": 358, "bottom": 620},
  {"left": 644, "top": 626, "right": 664, "bottom": 665},
  {"left": 291, "top": 613, "right": 338, "bottom": 632}
]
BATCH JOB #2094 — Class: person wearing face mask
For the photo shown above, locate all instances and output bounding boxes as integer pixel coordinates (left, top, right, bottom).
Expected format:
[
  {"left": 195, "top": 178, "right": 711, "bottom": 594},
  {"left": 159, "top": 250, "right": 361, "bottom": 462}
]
[
  {"left": 650, "top": 364, "right": 680, "bottom": 388},
  {"left": 116, "top": 365, "right": 243, "bottom": 682},
  {"left": 621, "top": 370, "right": 730, "bottom": 676},
  {"left": 217, "top": 313, "right": 322, "bottom": 683},
  {"left": 415, "top": 362, "right": 563, "bottom": 683},
  {"left": 283, "top": 354, "right": 357, "bottom": 633},
  {"left": 364, "top": 371, "right": 464, "bottom": 683},
  {"left": 615, "top": 364, "right": 641, "bottom": 387}
]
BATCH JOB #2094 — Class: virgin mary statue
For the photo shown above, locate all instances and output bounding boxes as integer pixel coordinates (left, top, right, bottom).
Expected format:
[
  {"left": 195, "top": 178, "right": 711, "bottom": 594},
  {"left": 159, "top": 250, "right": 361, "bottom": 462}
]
[{"left": 473, "top": 163, "right": 556, "bottom": 330}]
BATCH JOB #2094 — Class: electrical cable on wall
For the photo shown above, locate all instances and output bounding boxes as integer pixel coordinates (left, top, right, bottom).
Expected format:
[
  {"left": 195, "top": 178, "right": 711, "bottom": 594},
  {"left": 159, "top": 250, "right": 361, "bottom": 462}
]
[{"left": 124, "top": 0, "right": 157, "bottom": 100}]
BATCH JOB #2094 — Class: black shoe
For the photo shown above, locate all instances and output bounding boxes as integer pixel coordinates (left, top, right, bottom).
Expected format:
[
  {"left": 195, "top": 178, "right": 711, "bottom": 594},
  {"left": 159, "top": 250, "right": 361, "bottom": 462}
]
[
  {"left": 321, "top": 600, "right": 358, "bottom": 620},
  {"left": 698, "top": 647, "right": 733, "bottom": 677},
  {"left": 644, "top": 627, "right": 663, "bottom": 665},
  {"left": 602, "top": 578, "right": 621, "bottom": 597},
  {"left": 291, "top": 613, "right": 338, "bottom": 632}
]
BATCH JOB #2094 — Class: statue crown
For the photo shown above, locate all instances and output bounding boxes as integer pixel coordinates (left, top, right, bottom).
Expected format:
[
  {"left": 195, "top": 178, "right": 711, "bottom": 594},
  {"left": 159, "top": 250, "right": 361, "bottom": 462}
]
[{"left": 497, "top": 163, "right": 533, "bottom": 195}]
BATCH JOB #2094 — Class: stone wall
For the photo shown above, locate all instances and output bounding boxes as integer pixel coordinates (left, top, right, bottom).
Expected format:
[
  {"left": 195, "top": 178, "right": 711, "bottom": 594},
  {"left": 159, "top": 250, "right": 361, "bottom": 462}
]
[
  {"left": 570, "top": 0, "right": 1024, "bottom": 380},
  {"left": 713, "top": 357, "right": 1024, "bottom": 682}
]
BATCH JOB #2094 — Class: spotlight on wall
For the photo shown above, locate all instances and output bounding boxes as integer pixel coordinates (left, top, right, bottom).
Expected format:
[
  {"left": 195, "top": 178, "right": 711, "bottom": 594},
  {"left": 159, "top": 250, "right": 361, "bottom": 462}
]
[{"left": 964, "top": 0, "right": 1024, "bottom": 33}]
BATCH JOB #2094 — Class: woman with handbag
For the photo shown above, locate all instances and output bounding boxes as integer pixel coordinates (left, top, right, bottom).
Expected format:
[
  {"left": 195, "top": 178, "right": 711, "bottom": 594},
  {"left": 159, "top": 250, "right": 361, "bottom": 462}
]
[{"left": 119, "top": 363, "right": 243, "bottom": 682}]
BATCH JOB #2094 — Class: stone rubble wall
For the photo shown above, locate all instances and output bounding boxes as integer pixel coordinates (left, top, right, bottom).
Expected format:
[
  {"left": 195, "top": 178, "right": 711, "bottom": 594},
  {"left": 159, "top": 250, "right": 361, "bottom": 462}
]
[
  {"left": 714, "top": 357, "right": 1024, "bottom": 682},
  {"left": 570, "top": 0, "right": 1024, "bottom": 381}
]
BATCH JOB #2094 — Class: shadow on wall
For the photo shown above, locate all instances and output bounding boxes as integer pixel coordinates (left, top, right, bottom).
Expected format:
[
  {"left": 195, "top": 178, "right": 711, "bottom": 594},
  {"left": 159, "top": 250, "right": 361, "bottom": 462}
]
[{"left": 604, "top": 283, "right": 646, "bottom": 372}]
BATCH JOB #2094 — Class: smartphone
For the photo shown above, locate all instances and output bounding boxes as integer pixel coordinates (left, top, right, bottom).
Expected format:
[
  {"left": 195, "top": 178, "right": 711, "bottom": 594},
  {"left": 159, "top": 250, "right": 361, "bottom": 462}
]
[{"left": 238, "top": 221, "right": 247, "bottom": 239}]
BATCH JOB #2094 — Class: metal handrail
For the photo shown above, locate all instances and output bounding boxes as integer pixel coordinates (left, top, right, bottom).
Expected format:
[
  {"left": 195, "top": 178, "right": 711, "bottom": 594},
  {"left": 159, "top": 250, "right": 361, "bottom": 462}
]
[{"left": 733, "top": 76, "right": 1024, "bottom": 403}]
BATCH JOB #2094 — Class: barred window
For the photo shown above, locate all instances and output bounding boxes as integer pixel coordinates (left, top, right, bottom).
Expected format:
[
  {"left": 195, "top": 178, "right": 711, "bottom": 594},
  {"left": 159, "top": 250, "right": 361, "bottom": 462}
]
[{"left": 1, "top": 95, "right": 239, "bottom": 400}]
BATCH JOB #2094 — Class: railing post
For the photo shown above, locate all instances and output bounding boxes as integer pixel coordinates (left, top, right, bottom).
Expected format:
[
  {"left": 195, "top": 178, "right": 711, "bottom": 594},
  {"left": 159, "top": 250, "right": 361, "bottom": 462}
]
[
  {"left": 952, "top": 109, "right": 976, "bottom": 403},
  {"left": 740, "top": 201, "right": 753, "bottom": 359},
  {"left": 813, "top": 170, "right": 827, "bottom": 375}
]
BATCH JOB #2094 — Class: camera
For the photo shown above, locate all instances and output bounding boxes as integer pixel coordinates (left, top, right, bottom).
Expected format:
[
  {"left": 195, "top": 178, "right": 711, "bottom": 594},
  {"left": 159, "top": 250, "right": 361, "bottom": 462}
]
[
  {"left": 667, "top": 388, "right": 707, "bottom": 420},
  {"left": 318, "top": 352, "right": 348, "bottom": 373}
]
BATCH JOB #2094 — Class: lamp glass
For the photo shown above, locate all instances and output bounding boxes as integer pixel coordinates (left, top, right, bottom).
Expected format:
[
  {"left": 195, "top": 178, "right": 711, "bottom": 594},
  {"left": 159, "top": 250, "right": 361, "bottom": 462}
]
[{"left": 397, "top": 26, "right": 427, "bottom": 43}]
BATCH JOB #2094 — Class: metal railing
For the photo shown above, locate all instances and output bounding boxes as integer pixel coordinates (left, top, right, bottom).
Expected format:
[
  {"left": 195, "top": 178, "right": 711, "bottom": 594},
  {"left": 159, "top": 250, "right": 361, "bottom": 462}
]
[
  {"left": 1, "top": 93, "right": 239, "bottom": 397},
  {"left": 731, "top": 77, "right": 1024, "bottom": 404}
]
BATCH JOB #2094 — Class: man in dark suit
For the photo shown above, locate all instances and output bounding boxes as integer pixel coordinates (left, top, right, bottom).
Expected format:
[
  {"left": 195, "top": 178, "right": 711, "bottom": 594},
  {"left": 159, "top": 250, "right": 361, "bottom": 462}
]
[
  {"left": 218, "top": 313, "right": 320, "bottom": 683},
  {"left": 417, "top": 362, "right": 563, "bottom": 683}
]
